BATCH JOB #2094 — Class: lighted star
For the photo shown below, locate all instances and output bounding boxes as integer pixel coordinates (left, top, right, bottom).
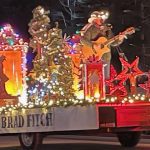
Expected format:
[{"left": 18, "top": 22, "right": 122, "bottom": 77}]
[
  {"left": 105, "top": 65, "right": 118, "bottom": 84},
  {"left": 116, "top": 57, "right": 144, "bottom": 86},
  {"left": 105, "top": 65, "right": 127, "bottom": 96},
  {"left": 49, "top": 61, "right": 60, "bottom": 74},
  {"left": 139, "top": 72, "right": 150, "bottom": 96},
  {"left": 108, "top": 79, "right": 127, "bottom": 96}
]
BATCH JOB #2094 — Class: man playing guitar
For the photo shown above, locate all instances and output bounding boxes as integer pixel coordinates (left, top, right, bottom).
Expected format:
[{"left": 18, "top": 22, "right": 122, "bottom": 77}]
[{"left": 80, "top": 10, "right": 128, "bottom": 80}]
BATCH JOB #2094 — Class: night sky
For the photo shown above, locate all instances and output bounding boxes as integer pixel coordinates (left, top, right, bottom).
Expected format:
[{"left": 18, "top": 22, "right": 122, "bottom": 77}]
[
  {"left": 0, "top": 0, "right": 142, "bottom": 38},
  {"left": 0, "top": 0, "right": 142, "bottom": 37},
  {"left": 0, "top": 0, "right": 59, "bottom": 39}
]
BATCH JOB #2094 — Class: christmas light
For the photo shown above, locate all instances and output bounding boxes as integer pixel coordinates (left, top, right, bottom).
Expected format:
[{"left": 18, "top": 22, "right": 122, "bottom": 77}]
[
  {"left": 0, "top": 24, "right": 28, "bottom": 106},
  {"left": 0, "top": 6, "right": 149, "bottom": 114}
]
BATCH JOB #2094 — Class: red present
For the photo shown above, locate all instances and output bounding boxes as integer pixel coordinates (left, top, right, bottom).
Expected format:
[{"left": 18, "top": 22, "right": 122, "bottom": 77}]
[{"left": 84, "top": 61, "right": 106, "bottom": 100}]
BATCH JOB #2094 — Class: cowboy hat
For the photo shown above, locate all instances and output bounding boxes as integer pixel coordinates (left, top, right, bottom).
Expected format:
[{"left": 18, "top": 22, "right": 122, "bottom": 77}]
[{"left": 88, "top": 10, "right": 109, "bottom": 23}]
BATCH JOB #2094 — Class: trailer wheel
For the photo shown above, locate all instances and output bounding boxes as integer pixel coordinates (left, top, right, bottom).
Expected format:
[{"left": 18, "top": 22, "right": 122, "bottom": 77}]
[
  {"left": 117, "top": 131, "right": 141, "bottom": 147},
  {"left": 19, "top": 133, "right": 43, "bottom": 150}
]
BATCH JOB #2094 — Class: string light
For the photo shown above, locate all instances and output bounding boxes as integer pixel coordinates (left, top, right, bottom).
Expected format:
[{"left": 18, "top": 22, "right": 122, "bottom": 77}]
[
  {"left": 0, "top": 6, "right": 149, "bottom": 115},
  {"left": 0, "top": 24, "right": 28, "bottom": 105}
]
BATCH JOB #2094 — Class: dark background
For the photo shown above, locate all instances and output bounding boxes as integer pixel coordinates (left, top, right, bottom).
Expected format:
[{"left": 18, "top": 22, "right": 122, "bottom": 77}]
[{"left": 0, "top": 0, "right": 149, "bottom": 71}]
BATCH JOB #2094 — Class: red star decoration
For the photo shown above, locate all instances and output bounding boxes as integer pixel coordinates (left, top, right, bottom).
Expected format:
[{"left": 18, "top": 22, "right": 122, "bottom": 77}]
[
  {"left": 139, "top": 72, "right": 150, "bottom": 96},
  {"left": 116, "top": 57, "right": 144, "bottom": 86},
  {"left": 105, "top": 57, "right": 144, "bottom": 96},
  {"left": 105, "top": 65, "right": 127, "bottom": 96},
  {"left": 107, "top": 65, "right": 117, "bottom": 81},
  {"left": 109, "top": 80, "right": 127, "bottom": 96}
]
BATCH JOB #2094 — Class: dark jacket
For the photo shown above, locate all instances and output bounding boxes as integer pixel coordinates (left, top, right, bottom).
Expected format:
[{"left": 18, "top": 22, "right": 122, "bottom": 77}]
[{"left": 80, "top": 23, "right": 122, "bottom": 62}]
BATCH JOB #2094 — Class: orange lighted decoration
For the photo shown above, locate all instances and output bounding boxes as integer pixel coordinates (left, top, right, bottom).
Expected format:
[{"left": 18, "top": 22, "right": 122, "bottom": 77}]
[
  {"left": 67, "top": 53, "right": 83, "bottom": 98},
  {"left": 0, "top": 51, "right": 23, "bottom": 96},
  {"left": 0, "top": 24, "right": 28, "bottom": 106}
]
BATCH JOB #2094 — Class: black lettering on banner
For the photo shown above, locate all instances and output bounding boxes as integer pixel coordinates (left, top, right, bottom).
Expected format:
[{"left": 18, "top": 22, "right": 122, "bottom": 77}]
[
  {"left": 7, "top": 116, "right": 13, "bottom": 128},
  {"left": 1, "top": 115, "right": 25, "bottom": 128},
  {"left": 14, "top": 116, "right": 18, "bottom": 128},
  {"left": 18, "top": 115, "right": 24, "bottom": 127},
  {"left": 0, "top": 112, "right": 54, "bottom": 129},
  {"left": 32, "top": 114, "right": 35, "bottom": 127},
  {"left": 1, "top": 117, "right": 6, "bottom": 128},
  {"left": 27, "top": 114, "right": 33, "bottom": 127},
  {"left": 13, "top": 115, "right": 24, "bottom": 128},
  {"left": 40, "top": 113, "right": 45, "bottom": 126},
  {"left": 35, "top": 114, "right": 40, "bottom": 127},
  {"left": 46, "top": 113, "right": 53, "bottom": 126}
]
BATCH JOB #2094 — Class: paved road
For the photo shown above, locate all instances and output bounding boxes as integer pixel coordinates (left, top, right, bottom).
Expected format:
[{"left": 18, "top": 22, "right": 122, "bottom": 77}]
[{"left": 0, "top": 135, "right": 150, "bottom": 150}]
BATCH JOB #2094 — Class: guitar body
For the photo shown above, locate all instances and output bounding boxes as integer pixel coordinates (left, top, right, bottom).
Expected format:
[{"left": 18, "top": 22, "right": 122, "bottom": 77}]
[{"left": 82, "top": 37, "right": 110, "bottom": 60}]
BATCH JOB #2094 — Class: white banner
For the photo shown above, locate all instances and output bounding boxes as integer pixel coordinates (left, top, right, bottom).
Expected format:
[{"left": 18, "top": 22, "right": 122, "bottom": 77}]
[{"left": 0, "top": 105, "right": 99, "bottom": 134}]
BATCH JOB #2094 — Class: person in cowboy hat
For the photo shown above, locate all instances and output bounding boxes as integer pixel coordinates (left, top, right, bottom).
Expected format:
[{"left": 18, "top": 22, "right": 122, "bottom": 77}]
[{"left": 80, "top": 10, "right": 126, "bottom": 80}]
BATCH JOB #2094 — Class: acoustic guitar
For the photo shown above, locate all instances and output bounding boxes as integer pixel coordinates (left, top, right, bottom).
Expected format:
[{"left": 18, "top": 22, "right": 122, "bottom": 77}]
[{"left": 81, "top": 27, "right": 135, "bottom": 59}]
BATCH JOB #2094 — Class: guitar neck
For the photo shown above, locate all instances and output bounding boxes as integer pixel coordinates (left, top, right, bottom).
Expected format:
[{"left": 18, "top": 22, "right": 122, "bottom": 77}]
[
  {"left": 104, "top": 34, "right": 121, "bottom": 46},
  {"left": 103, "top": 27, "right": 135, "bottom": 46}
]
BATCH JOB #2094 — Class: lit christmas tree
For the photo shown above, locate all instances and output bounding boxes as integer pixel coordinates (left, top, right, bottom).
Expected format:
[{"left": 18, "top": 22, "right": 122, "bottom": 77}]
[{"left": 27, "top": 6, "right": 76, "bottom": 106}]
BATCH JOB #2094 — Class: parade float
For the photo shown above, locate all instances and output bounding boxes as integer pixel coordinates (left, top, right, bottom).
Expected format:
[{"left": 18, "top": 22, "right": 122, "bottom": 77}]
[{"left": 0, "top": 6, "right": 150, "bottom": 150}]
